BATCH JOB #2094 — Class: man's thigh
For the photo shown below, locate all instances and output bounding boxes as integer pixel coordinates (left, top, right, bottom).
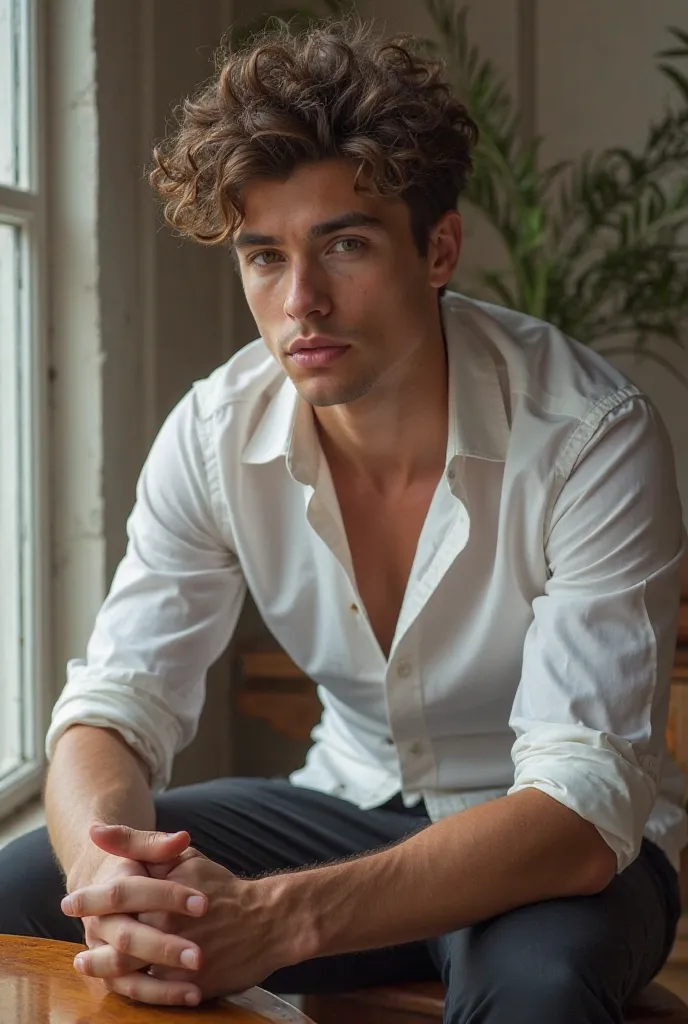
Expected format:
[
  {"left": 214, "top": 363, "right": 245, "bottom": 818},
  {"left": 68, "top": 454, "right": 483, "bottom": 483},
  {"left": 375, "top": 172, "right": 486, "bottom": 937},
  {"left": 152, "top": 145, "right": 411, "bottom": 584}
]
[
  {"left": 154, "top": 777, "right": 430, "bottom": 875},
  {"left": 431, "top": 839, "right": 682, "bottom": 1024}
]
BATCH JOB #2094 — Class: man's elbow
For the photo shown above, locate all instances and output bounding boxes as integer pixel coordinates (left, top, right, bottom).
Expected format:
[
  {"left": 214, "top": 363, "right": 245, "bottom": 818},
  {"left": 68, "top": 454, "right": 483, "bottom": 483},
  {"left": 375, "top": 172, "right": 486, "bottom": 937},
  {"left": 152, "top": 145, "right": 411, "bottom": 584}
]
[{"left": 576, "top": 837, "right": 618, "bottom": 895}]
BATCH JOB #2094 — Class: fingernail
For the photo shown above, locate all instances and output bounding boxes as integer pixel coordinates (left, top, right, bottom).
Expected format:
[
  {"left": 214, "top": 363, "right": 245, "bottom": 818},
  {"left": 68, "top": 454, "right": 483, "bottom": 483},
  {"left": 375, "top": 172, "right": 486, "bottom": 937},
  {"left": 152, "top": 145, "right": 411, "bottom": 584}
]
[
  {"left": 73, "top": 955, "right": 87, "bottom": 973},
  {"left": 180, "top": 948, "right": 199, "bottom": 969},
  {"left": 61, "top": 896, "right": 73, "bottom": 913},
  {"left": 186, "top": 895, "right": 206, "bottom": 915},
  {"left": 185, "top": 991, "right": 200, "bottom": 1006}
]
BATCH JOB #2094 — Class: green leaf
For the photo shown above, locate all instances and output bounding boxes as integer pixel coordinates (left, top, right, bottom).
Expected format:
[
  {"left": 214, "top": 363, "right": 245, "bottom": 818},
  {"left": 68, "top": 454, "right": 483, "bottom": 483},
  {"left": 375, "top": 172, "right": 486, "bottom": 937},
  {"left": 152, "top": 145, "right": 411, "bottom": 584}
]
[
  {"left": 664, "top": 25, "right": 688, "bottom": 49},
  {"left": 658, "top": 64, "right": 688, "bottom": 102}
]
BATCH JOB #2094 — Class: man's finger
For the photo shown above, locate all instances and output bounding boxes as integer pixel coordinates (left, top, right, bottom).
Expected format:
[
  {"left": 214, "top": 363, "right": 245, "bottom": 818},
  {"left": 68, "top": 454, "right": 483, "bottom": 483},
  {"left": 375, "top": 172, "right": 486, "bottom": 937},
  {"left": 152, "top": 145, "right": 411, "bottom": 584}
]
[
  {"left": 104, "top": 969, "right": 201, "bottom": 1008},
  {"left": 84, "top": 925, "right": 147, "bottom": 970},
  {"left": 88, "top": 824, "right": 191, "bottom": 863},
  {"left": 62, "top": 877, "right": 208, "bottom": 919},
  {"left": 146, "top": 965, "right": 189, "bottom": 982},
  {"left": 145, "top": 847, "right": 201, "bottom": 881},
  {"left": 73, "top": 918, "right": 201, "bottom": 979}
]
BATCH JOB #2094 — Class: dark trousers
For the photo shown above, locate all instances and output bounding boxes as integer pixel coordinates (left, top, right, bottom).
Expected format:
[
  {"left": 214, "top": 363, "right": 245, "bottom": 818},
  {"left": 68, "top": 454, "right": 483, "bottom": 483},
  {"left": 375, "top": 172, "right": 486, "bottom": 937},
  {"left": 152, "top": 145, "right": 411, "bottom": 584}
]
[{"left": 0, "top": 777, "right": 681, "bottom": 1023}]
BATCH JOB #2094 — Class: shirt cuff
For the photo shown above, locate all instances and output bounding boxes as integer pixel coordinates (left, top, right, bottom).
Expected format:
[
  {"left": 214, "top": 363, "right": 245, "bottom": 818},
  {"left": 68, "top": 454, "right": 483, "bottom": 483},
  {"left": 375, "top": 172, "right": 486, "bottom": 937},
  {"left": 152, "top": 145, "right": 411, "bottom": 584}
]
[
  {"left": 508, "top": 723, "right": 658, "bottom": 873},
  {"left": 45, "top": 672, "right": 181, "bottom": 794}
]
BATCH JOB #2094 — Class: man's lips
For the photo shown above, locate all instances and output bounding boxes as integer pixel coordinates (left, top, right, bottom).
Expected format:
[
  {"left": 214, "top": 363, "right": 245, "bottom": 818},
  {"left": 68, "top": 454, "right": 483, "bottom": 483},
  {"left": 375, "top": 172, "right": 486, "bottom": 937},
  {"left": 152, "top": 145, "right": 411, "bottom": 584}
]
[
  {"left": 287, "top": 335, "right": 346, "bottom": 354},
  {"left": 289, "top": 345, "right": 349, "bottom": 368},
  {"left": 286, "top": 336, "right": 350, "bottom": 368}
]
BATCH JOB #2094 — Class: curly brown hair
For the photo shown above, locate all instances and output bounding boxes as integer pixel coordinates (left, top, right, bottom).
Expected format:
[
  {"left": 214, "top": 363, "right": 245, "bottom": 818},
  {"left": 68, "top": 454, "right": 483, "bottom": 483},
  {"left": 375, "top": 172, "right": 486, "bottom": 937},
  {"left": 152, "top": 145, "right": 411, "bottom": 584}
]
[{"left": 149, "top": 17, "right": 478, "bottom": 257}]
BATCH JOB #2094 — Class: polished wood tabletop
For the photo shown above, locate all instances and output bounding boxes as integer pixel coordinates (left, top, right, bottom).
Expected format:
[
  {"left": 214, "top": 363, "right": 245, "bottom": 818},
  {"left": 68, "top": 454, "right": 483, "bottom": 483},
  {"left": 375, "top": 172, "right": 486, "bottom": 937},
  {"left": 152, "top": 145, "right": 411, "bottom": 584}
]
[{"left": 0, "top": 935, "right": 315, "bottom": 1023}]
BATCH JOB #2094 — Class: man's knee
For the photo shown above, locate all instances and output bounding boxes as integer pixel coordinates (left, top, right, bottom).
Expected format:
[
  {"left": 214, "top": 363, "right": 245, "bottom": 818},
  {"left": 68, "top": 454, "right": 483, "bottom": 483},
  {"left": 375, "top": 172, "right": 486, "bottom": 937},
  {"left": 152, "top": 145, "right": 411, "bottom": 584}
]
[
  {"left": 443, "top": 936, "right": 616, "bottom": 1024},
  {"left": 0, "top": 827, "right": 82, "bottom": 942}
]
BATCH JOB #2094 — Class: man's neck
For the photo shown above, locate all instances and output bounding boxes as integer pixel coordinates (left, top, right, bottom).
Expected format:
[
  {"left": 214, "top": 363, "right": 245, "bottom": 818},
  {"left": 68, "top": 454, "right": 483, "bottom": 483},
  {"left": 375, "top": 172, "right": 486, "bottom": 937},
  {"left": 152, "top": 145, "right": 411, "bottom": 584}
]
[{"left": 314, "top": 331, "right": 449, "bottom": 493}]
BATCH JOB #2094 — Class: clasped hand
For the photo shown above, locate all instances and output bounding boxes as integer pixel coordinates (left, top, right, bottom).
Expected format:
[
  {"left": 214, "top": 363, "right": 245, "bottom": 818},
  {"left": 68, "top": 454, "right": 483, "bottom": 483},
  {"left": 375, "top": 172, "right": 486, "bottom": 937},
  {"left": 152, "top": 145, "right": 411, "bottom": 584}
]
[{"left": 62, "top": 825, "right": 287, "bottom": 1006}]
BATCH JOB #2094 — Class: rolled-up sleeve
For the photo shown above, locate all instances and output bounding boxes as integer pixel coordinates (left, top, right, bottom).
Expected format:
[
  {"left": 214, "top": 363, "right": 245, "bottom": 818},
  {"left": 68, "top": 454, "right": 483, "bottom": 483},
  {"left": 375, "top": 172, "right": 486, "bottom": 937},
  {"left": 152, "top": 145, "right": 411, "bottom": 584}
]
[
  {"left": 508, "top": 395, "right": 686, "bottom": 872},
  {"left": 46, "top": 390, "right": 246, "bottom": 792}
]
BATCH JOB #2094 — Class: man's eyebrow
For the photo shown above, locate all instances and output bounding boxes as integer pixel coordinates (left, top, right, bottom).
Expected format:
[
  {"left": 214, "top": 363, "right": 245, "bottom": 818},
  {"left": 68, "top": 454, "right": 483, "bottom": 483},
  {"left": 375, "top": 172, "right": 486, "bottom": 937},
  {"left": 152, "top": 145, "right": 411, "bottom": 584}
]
[
  {"left": 234, "top": 212, "right": 384, "bottom": 250},
  {"left": 308, "top": 212, "right": 384, "bottom": 239}
]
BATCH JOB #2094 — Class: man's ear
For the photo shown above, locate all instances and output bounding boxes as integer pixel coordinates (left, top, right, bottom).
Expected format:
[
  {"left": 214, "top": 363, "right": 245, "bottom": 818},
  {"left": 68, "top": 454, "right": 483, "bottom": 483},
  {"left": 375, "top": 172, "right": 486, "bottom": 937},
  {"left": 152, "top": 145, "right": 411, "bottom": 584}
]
[{"left": 427, "top": 210, "right": 462, "bottom": 290}]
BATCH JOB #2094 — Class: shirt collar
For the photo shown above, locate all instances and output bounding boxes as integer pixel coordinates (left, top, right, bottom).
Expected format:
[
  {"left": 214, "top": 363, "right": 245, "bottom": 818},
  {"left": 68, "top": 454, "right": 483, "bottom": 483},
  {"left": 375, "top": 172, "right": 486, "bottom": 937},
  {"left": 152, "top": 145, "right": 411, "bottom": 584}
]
[
  {"left": 241, "top": 374, "right": 319, "bottom": 484},
  {"left": 241, "top": 294, "right": 511, "bottom": 481},
  {"left": 443, "top": 295, "right": 511, "bottom": 465}
]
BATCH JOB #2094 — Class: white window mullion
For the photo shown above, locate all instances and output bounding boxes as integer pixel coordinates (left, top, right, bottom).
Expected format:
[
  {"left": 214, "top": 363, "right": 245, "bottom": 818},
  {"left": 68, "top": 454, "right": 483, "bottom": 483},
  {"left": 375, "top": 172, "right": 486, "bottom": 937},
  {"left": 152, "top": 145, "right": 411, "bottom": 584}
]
[
  {"left": 0, "top": 0, "right": 48, "bottom": 820},
  {"left": 0, "top": 213, "right": 46, "bottom": 816},
  {"left": 19, "top": 219, "right": 34, "bottom": 766},
  {"left": 0, "top": 223, "right": 22, "bottom": 784},
  {"left": 0, "top": 185, "right": 39, "bottom": 214},
  {"left": 15, "top": 0, "right": 31, "bottom": 189},
  {"left": 0, "top": 0, "right": 16, "bottom": 185},
  {"left": 19, "top": 204, "right": 48, "bottom": 773}
]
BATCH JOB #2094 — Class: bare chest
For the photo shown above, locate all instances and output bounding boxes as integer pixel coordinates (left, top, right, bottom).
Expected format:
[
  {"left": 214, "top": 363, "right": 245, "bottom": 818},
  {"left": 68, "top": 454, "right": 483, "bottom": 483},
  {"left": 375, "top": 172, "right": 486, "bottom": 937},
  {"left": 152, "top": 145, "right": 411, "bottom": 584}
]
[{"left": 334, "top": 481, "right": 438, "bottom": 658}]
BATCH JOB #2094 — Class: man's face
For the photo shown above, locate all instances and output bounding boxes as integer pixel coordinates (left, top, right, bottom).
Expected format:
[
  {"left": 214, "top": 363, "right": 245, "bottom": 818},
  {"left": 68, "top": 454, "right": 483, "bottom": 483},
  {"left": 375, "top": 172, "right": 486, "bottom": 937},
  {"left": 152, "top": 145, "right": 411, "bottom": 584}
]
[{"left": 234, "top": 159, "right": 460, "bottom": 408}]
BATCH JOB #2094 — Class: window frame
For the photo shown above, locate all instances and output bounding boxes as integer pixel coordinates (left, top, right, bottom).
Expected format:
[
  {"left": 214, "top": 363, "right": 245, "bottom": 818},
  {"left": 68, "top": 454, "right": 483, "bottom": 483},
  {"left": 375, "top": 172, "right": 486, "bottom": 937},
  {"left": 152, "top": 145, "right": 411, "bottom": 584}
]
[{"left": 0, "top": 0, "right": 51, "bottom": 821}]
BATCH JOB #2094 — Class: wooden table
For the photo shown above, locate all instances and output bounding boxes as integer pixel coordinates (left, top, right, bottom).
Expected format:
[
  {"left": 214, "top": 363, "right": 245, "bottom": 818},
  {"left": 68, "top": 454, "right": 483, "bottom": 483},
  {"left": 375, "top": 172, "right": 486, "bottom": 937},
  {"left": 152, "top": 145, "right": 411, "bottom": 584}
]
[{"left": 0, "top": 935, "right": 316, "bottom": 1023}]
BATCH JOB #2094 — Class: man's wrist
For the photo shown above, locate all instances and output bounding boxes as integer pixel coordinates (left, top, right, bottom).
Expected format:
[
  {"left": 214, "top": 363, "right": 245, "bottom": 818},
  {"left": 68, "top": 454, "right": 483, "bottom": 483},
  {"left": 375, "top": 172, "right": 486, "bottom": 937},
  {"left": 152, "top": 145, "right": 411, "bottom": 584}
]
[
  {"left": 253, "top": 871, "right": 322, "bottom": 968},
  {"left": 65, "top": 847, "right": 116, "bottom": 894}
]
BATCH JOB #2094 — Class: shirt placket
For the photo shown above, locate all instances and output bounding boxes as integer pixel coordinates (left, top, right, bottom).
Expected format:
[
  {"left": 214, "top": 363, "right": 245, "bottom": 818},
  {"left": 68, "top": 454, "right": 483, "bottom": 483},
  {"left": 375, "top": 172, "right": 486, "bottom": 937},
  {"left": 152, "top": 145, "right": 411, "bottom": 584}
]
[
  {"left": 385, "top": 629, "right": 437, "bottom": 793},
  {"left": 385, "top": 474, "right": 472, "bottom": 797}
]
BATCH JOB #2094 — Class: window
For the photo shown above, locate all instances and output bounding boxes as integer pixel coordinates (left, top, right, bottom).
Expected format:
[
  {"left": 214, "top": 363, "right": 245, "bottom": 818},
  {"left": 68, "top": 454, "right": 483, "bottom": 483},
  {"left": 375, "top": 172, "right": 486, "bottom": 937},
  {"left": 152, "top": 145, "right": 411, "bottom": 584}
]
[{"left": 0, "top": 0, "right": 48, "bottom": 819}]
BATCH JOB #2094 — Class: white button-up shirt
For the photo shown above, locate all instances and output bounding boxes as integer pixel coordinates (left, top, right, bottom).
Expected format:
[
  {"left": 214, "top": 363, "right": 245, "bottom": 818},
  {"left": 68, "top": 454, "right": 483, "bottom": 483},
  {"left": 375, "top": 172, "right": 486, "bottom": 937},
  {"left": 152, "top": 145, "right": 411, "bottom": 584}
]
[{"left": 46, "top": 292, "right": 688, "bottom": 873}]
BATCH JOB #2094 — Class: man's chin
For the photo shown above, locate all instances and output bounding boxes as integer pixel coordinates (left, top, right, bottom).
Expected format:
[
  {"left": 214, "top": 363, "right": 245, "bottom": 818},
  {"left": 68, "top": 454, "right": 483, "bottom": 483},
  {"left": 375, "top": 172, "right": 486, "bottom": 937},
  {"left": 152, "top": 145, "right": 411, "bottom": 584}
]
[{"left": 295, "top": 379, "right": 374, "bottom": 408}]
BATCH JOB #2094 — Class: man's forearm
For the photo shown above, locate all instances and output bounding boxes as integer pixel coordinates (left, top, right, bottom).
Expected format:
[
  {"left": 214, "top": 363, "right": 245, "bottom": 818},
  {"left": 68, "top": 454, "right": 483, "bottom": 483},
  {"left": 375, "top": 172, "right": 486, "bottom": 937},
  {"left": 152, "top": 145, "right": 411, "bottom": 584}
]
[
  {"left": 44, "top": 725, "right": 155, "bottom": 890},
  {"left": 271, "top": 788, "right": 617, "bottom": 963}
]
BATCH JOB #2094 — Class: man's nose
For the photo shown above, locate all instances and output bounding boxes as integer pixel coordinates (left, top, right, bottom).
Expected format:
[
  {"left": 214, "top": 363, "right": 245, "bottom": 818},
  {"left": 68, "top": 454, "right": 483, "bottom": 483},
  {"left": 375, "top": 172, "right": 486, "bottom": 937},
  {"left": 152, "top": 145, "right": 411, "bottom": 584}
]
[{"left": 283, "top": 266, "right": 332, "bottom": 321}]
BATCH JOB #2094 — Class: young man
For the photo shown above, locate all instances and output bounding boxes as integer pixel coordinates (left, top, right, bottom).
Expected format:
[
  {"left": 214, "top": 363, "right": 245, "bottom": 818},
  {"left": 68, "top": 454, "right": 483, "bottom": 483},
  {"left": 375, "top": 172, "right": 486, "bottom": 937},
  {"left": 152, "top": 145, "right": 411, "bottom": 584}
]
[{"left": 1, "top": 18, "right": 685, "bottom": 1023}]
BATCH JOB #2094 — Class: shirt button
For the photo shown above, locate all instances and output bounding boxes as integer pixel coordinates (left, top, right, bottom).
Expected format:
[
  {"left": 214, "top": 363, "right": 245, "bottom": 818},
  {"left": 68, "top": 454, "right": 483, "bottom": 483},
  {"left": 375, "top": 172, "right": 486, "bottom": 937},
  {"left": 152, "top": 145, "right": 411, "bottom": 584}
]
[
  {"left": 384, "top": 735, "right": 395, "bottom": 746},
  {"left": 447, "top": 467, "right": 456, "bottom": 481},
  {"left": 349, "top": 603, "right": 359, "bottom": 614},
  {"left": 397, "top": 660, "right": 412, "bottom": 678},
  {"left": 409, "top": 741, "right": 424, "bottom": 756}
]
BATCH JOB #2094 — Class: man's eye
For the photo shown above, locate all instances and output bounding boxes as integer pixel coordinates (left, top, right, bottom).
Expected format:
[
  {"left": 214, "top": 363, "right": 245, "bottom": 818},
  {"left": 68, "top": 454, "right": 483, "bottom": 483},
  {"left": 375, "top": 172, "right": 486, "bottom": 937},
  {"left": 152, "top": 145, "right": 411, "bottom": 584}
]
[
  {"left": 249, "top": 251, "right": 282, "bottom": 267},
  {"left": 332, "top": 238, "right": 364, "bottom": 254}
]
